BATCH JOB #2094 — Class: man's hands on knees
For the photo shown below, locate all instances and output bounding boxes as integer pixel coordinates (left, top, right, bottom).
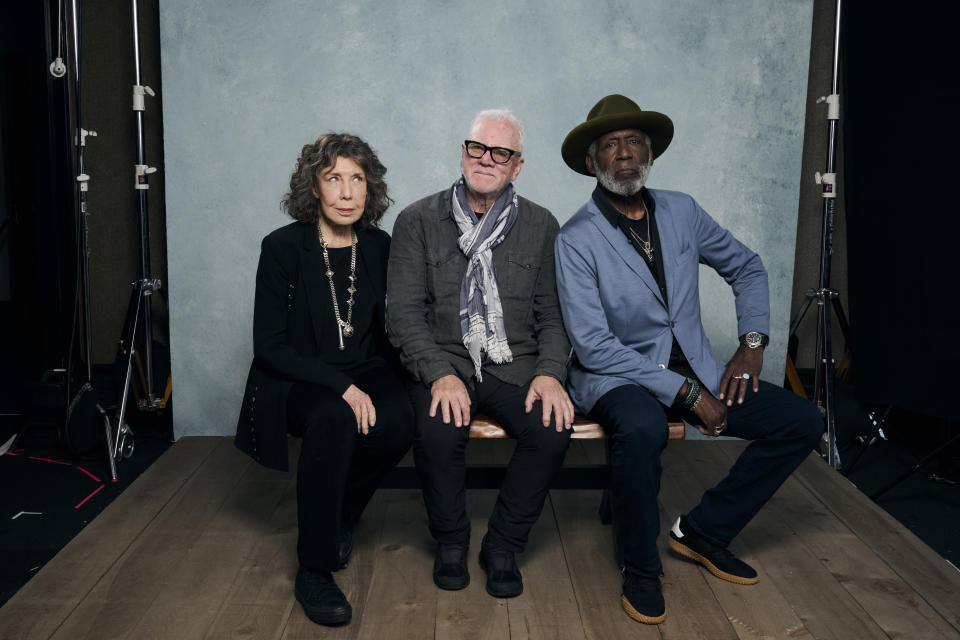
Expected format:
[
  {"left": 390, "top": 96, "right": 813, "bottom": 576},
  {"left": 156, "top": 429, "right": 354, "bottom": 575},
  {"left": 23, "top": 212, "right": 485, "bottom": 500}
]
[
  {"left": 430, "top": 375, "right": 472, "bottom": 427},
  {"left": 719, "top": 344, "right": 763, "bottom": 406},
  {"left": 692, "top": 391, "right": 727, "bottom": 437},
  {"left": 342, "top": 384, "right": 376, "bottom": 435},
  {"left": 525, "top": 375, "right": 575, "bottom": 432}
]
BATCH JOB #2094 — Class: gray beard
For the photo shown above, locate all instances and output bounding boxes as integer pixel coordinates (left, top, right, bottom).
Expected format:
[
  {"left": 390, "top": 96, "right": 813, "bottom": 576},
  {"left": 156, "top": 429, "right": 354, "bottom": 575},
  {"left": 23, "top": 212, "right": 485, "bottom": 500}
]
[{"left": 595, "top": 162, "right": 652, "bottom": 197}]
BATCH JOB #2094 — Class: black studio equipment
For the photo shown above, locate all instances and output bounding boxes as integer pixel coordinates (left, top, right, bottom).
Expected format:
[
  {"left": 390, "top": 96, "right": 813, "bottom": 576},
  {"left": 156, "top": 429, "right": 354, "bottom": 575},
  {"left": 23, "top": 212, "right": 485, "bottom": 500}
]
[
  {"left": 787, "top": 0, "right": 848, "bottom": 470},
  {"left": 838, "top": 1, "right": 960, "bottom": 492},
  {"left": 0, "top": 0, "right": 171, "bottom": 481}
]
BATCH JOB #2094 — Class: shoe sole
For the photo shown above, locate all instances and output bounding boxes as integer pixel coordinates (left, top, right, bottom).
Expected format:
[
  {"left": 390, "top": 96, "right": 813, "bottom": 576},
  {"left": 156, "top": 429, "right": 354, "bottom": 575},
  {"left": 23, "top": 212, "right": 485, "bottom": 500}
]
[
  {"left": 668, "top": 537, "right": 759, "bottom": 585},
  {"left": 434, "top": 574, "right": 470, "bottom": 591},
  {"left": 621, "top": 595, "right": 666, "bottom": 624},
  {"left": 295, "top": 593, "right": 352, "bottom": 626}
]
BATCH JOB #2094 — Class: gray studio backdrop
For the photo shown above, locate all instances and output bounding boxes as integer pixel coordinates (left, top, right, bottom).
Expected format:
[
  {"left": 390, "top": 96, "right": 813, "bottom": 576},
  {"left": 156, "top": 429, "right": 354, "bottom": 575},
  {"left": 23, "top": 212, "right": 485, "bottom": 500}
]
[{"left": 160, "top": 0, "right": 813, "bottom": 437}]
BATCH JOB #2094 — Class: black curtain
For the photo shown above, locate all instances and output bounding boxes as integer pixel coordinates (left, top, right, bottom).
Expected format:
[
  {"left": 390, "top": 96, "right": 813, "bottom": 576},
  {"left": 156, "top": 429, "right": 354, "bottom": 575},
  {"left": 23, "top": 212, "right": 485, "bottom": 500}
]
[
  {"left": 843, "top": 2, "right": 960, "bottom": 418},
  {"left": 0, "top": 0, "right": 76, "bottom": 380}
]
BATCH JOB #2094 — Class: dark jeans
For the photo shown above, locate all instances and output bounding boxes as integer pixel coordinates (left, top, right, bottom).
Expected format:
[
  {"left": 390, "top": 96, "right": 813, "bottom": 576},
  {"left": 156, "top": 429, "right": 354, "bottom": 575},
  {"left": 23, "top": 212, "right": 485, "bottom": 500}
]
[
  {"left": 589, "top": 380, "right": 822, "bottom": 578},
  {"left": 410, "top": 374, "right": 572, "bottom": 553},
  {"left": 287, "top": 360, "right": 413, "bottom": 571}
]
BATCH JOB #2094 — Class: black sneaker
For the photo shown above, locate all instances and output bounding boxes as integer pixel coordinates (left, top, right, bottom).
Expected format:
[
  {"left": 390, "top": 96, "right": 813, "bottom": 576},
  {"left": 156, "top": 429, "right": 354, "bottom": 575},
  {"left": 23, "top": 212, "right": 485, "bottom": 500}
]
[
  {"left": 433, "top": 544, "right": 470, "bottom": 590},
  {"left": 478, "top": 542, "right": 523, "bottom": 598},
  {"left": 668, "top": 516, "right": 759, "bottom": 585},
  {"left": 336, "top": 524, "right": 354, "bottom": 570},
  {"left": 621, "top": 574, "right": 666, "bottom": 624},
  {"left": 294, "top": 567, "right": 352, "bottom": 626}
]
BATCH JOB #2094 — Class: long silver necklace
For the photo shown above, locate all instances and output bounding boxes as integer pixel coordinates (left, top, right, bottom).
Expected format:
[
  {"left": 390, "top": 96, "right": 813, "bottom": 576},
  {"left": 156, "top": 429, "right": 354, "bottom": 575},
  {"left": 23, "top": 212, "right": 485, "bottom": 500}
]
[
  {"left": 628, "top": 203, "right": 654, "bottom": 262},
  {"left": 317, "top": 224, "right": 357, "bottom": 351}
]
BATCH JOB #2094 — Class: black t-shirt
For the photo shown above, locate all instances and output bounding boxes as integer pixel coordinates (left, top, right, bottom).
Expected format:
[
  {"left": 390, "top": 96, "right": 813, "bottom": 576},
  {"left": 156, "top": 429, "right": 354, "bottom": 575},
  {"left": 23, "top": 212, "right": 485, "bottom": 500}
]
[{"left": 316, "top": 244, "right": 377, "bottom": 367}]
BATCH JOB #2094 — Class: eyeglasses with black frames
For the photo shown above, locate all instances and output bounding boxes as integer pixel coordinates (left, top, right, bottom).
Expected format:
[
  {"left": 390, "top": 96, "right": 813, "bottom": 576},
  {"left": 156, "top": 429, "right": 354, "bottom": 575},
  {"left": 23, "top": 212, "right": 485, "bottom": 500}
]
[{"left": 463, "top": 140, "right": 521, "bottom": 164}]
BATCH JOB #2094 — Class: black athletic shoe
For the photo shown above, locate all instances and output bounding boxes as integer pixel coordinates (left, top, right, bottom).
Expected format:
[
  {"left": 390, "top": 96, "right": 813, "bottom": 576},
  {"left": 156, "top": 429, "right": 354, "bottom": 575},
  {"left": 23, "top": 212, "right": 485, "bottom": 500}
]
[
  {"left": 668, "top": 516, "right": 759, "bottom": 585},
  {"left": 336, "top": 524, "right": 354, "bottom": 570},
  {"left": 294, "top": 567, "right": 352, "bottom": 626},
  {"left": 478, "top": 543, "right": 523, "bottom": 598},
  {"left": 621, "top": 574, "right": 666, "bottom": 624},
  {"left": 433, "top": 544, "right": 470, "bottom": 590}
]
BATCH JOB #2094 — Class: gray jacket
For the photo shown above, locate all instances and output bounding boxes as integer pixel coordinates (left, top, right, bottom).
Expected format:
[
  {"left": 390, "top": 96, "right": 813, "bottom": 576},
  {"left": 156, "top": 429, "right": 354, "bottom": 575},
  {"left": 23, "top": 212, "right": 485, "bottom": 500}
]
[{"left": 387, "top": 187, "right": 570, "bottom": 387}]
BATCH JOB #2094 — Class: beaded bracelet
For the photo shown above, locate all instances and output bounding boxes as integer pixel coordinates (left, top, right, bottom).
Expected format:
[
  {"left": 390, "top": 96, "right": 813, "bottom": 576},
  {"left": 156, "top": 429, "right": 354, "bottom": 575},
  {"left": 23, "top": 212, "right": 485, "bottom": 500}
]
[
  {"left": 682, "top": 378, "right": 701, "bottom": 410},
  {"left": 689, "top": 389, "right": 703, "bottom": 411}
]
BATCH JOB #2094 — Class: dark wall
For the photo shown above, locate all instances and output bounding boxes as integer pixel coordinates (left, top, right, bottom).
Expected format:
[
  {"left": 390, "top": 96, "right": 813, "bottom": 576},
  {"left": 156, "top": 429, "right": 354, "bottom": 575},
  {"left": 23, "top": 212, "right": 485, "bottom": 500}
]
[
  {"left": 81, "top": 0, "right": 167, "bottom": 365},
  {"left": 841, "top": 2, "right": 959, "bottom": 418}
]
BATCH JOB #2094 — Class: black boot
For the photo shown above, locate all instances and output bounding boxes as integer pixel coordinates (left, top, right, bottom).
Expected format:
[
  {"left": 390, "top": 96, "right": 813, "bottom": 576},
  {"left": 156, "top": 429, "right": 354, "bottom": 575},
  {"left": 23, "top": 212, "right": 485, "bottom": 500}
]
[
  {"left": 433, "top": 543, "right": 470, "bottom": 590},
  {"left": 294, "top": 567, "right": 352, "bottom": 626}
]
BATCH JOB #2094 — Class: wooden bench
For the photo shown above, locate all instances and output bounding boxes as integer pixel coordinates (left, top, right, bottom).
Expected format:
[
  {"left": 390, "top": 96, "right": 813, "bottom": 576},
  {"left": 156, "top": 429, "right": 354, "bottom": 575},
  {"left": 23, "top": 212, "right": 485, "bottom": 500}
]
[
  {"left": 468, "top": 413, "right": 686, "bottom": 441},
  {"left": 382, "top": 412, "right": 685, "bottom": 491}
]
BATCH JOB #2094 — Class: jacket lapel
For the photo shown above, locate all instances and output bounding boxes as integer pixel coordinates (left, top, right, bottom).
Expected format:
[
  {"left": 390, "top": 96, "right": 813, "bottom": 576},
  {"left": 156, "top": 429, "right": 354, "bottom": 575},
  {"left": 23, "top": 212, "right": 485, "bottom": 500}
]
[
  {"left": 299, "top": 222, "right": 328, "bottom": 348},
  {"left": 588, "top": 202, "right": 666, "bottom": 308},
  {"left": 650, "top": 192, "right": 682, "bottom": 307}
]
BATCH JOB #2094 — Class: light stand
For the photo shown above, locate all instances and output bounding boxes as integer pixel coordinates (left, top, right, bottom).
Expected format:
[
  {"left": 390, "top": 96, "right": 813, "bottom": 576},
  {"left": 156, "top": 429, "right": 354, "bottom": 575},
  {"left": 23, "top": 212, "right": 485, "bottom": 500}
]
[
  {"left": 786, "top": 0, "right": 850, "bottom": 470},
  {"left": 62, "top": 0, "right": 114, "bottom": 469},
  {"left": 102, "top": 0, "right": 164, "bottom": 481}
]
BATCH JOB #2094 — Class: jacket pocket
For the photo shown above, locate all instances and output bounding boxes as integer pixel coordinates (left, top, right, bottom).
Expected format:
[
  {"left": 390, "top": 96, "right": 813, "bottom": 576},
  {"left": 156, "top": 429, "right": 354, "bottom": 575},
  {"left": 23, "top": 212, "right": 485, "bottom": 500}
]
[
  {"left": 426, "top": 251, "right": 464, "bottom": 341},
  {"left": 501, "top": 251, "right": 540, "bottom": 302}
]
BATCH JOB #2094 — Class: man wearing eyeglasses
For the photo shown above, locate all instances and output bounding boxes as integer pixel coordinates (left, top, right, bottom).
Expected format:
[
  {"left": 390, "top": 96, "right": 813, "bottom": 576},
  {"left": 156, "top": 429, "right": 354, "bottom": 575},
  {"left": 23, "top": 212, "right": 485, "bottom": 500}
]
[{"left": 387, "top": 109, "right": 573, "bottom": 599}]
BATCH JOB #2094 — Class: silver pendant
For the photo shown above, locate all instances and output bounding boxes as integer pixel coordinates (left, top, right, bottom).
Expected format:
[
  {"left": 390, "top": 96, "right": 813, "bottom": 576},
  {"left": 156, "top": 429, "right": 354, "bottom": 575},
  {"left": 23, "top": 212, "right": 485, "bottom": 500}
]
[
  {"left": 336, "top": 323, "right": 345, "bottom": 351},
  {"left": 640, "top": 242, "right": 654, "bottom": 261},
  {"left": 341, "top": 322, "right": 354, "bottom": 338}
]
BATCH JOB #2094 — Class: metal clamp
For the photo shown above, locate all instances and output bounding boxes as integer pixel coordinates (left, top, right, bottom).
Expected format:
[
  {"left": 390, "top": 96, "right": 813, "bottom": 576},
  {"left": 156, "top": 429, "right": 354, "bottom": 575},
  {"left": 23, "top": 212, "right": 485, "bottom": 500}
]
[
  {"left": 816, "top": 93, "right": 840, "bottom": 120},
  {"left": 132, "top": 85, "right": 155, "bottom": 112},
  {"left": 815, "top": 171, "right": 836, "bottom": 198},
  {"left": 135, "top": 164, "right": 157, "bottom": 190}
]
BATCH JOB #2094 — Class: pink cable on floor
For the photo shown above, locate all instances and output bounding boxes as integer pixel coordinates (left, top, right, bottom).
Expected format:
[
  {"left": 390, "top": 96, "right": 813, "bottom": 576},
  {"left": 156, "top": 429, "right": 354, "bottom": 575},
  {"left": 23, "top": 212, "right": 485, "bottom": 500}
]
[
  {"left": 27, "top": 456, "right": 71, "bottom": 466},
  {"left": 76, "top": 467, "right": 102, "bottom": 482},
  {"left": 74, "top": 485, "right": 105, "bottom": 509},
  {"left": 6, "top": 449, "right": 108, "bottom": 510}
]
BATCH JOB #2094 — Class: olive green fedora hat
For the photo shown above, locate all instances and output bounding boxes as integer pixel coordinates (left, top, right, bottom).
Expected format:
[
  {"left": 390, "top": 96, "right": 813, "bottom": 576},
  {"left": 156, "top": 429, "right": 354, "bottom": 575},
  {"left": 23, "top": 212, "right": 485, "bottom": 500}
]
[{"left": 561, "top": 94, "right": 674, "bottom": 176}]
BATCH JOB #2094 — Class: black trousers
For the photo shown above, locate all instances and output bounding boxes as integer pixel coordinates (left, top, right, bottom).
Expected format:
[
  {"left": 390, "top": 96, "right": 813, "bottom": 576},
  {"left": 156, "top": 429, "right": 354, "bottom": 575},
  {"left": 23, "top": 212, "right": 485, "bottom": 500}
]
[
  {"left": 589, "top": 380, "right": 822, "bottom": 577},
  {"left": 410, "top": 374, "right": 572, "bottom": 553},
  {"left": 287, "top": 360, "right": 413, "bottom": 571}
]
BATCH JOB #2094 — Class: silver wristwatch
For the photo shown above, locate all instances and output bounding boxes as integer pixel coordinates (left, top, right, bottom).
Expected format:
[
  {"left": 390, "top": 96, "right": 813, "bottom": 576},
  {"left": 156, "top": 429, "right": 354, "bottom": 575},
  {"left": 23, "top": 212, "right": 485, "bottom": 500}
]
[{"left": 739, "top": 331, "right": 769, "bottom": 349}]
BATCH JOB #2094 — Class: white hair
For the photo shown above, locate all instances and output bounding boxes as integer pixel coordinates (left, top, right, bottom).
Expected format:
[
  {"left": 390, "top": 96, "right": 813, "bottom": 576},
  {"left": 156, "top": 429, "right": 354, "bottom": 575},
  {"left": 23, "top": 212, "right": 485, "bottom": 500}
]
[{"left": 468, "top": 108, "right": 525, "bottom": 151}]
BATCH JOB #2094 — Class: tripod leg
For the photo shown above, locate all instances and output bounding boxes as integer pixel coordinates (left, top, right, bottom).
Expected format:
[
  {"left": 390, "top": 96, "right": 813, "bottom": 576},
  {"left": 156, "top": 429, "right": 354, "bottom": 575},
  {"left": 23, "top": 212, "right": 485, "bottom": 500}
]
[
  {"left": 841, "top": 406, "right": 891, "bottom": 476},
  {"left": 784, "top": 355, "right": 807, "bottom": 398},
  {"left": 819, "top": 293, "right": 841, "bottom": 469},
  {"left": 113, "top": 283, "right": 144, "bottom": 471},
  {"left": 830, "top": 296, "right": 853, "bottom": 348},
  {"left": 788, "top": 292, "right": 816, "bottom": 340},
  {"left": 96, "top": 404, "right": 119, "bottom": 482},
  {"left": 870, "top": 433, "right": 960, "bottom": 500}
]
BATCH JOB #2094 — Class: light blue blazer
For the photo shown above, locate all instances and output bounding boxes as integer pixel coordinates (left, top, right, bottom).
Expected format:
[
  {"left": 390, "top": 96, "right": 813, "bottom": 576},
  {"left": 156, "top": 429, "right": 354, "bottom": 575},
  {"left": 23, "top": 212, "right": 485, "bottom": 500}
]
[{"left": 555, "top": 188, "right": 769, "bottom": 414}]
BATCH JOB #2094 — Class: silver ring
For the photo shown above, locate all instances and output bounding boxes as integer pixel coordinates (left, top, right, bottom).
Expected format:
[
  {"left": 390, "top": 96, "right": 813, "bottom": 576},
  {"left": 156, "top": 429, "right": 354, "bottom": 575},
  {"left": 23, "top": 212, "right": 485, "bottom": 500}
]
[
  {"left": 741, "top": 373, "right": 751, "bottom": 381},
  {"left": 733, "top": 375, "right": 743, "bottom": 380}
]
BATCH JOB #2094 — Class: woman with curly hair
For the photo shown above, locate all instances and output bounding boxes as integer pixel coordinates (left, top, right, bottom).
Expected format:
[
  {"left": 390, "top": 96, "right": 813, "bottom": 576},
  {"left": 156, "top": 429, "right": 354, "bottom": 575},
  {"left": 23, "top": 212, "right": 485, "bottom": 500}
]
[{"left": 235, "top": 133, "right": 413, "bottom": 627}]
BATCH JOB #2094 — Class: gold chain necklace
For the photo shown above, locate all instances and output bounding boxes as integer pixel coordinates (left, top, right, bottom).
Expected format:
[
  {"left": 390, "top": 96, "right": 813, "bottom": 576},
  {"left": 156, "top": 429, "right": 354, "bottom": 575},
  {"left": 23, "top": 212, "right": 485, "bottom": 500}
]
[{"left": 317, "top": 224, "right": 357, "bottom": 351}]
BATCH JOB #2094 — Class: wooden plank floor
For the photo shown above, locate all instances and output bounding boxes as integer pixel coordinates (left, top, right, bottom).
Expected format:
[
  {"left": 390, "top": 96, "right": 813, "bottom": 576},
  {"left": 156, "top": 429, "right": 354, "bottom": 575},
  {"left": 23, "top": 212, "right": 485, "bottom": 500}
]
[{"left": 2, "top": 437, "right": 958, "bottom": 639}]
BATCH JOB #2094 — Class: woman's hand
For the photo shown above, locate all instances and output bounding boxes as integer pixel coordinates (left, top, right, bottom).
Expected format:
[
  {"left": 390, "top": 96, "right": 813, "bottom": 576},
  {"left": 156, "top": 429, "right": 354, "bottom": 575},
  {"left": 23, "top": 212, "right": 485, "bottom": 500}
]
[{"left": 342, "top": 384, "right": 376, "bottom": 435}]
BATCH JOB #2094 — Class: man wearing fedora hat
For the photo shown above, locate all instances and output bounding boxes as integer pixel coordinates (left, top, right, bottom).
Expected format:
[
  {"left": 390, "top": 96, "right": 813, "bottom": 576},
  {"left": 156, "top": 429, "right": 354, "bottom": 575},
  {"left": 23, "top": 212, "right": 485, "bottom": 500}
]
[{"left": 554, "top": 94, "right": 823, "bottom": 624}]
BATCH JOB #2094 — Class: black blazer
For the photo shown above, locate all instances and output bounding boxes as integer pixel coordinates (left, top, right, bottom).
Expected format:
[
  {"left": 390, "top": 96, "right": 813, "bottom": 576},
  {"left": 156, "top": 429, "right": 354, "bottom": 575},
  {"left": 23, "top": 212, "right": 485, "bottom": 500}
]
[{"left": 235, "top": 221, "right": 394, "bottom": 471}]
